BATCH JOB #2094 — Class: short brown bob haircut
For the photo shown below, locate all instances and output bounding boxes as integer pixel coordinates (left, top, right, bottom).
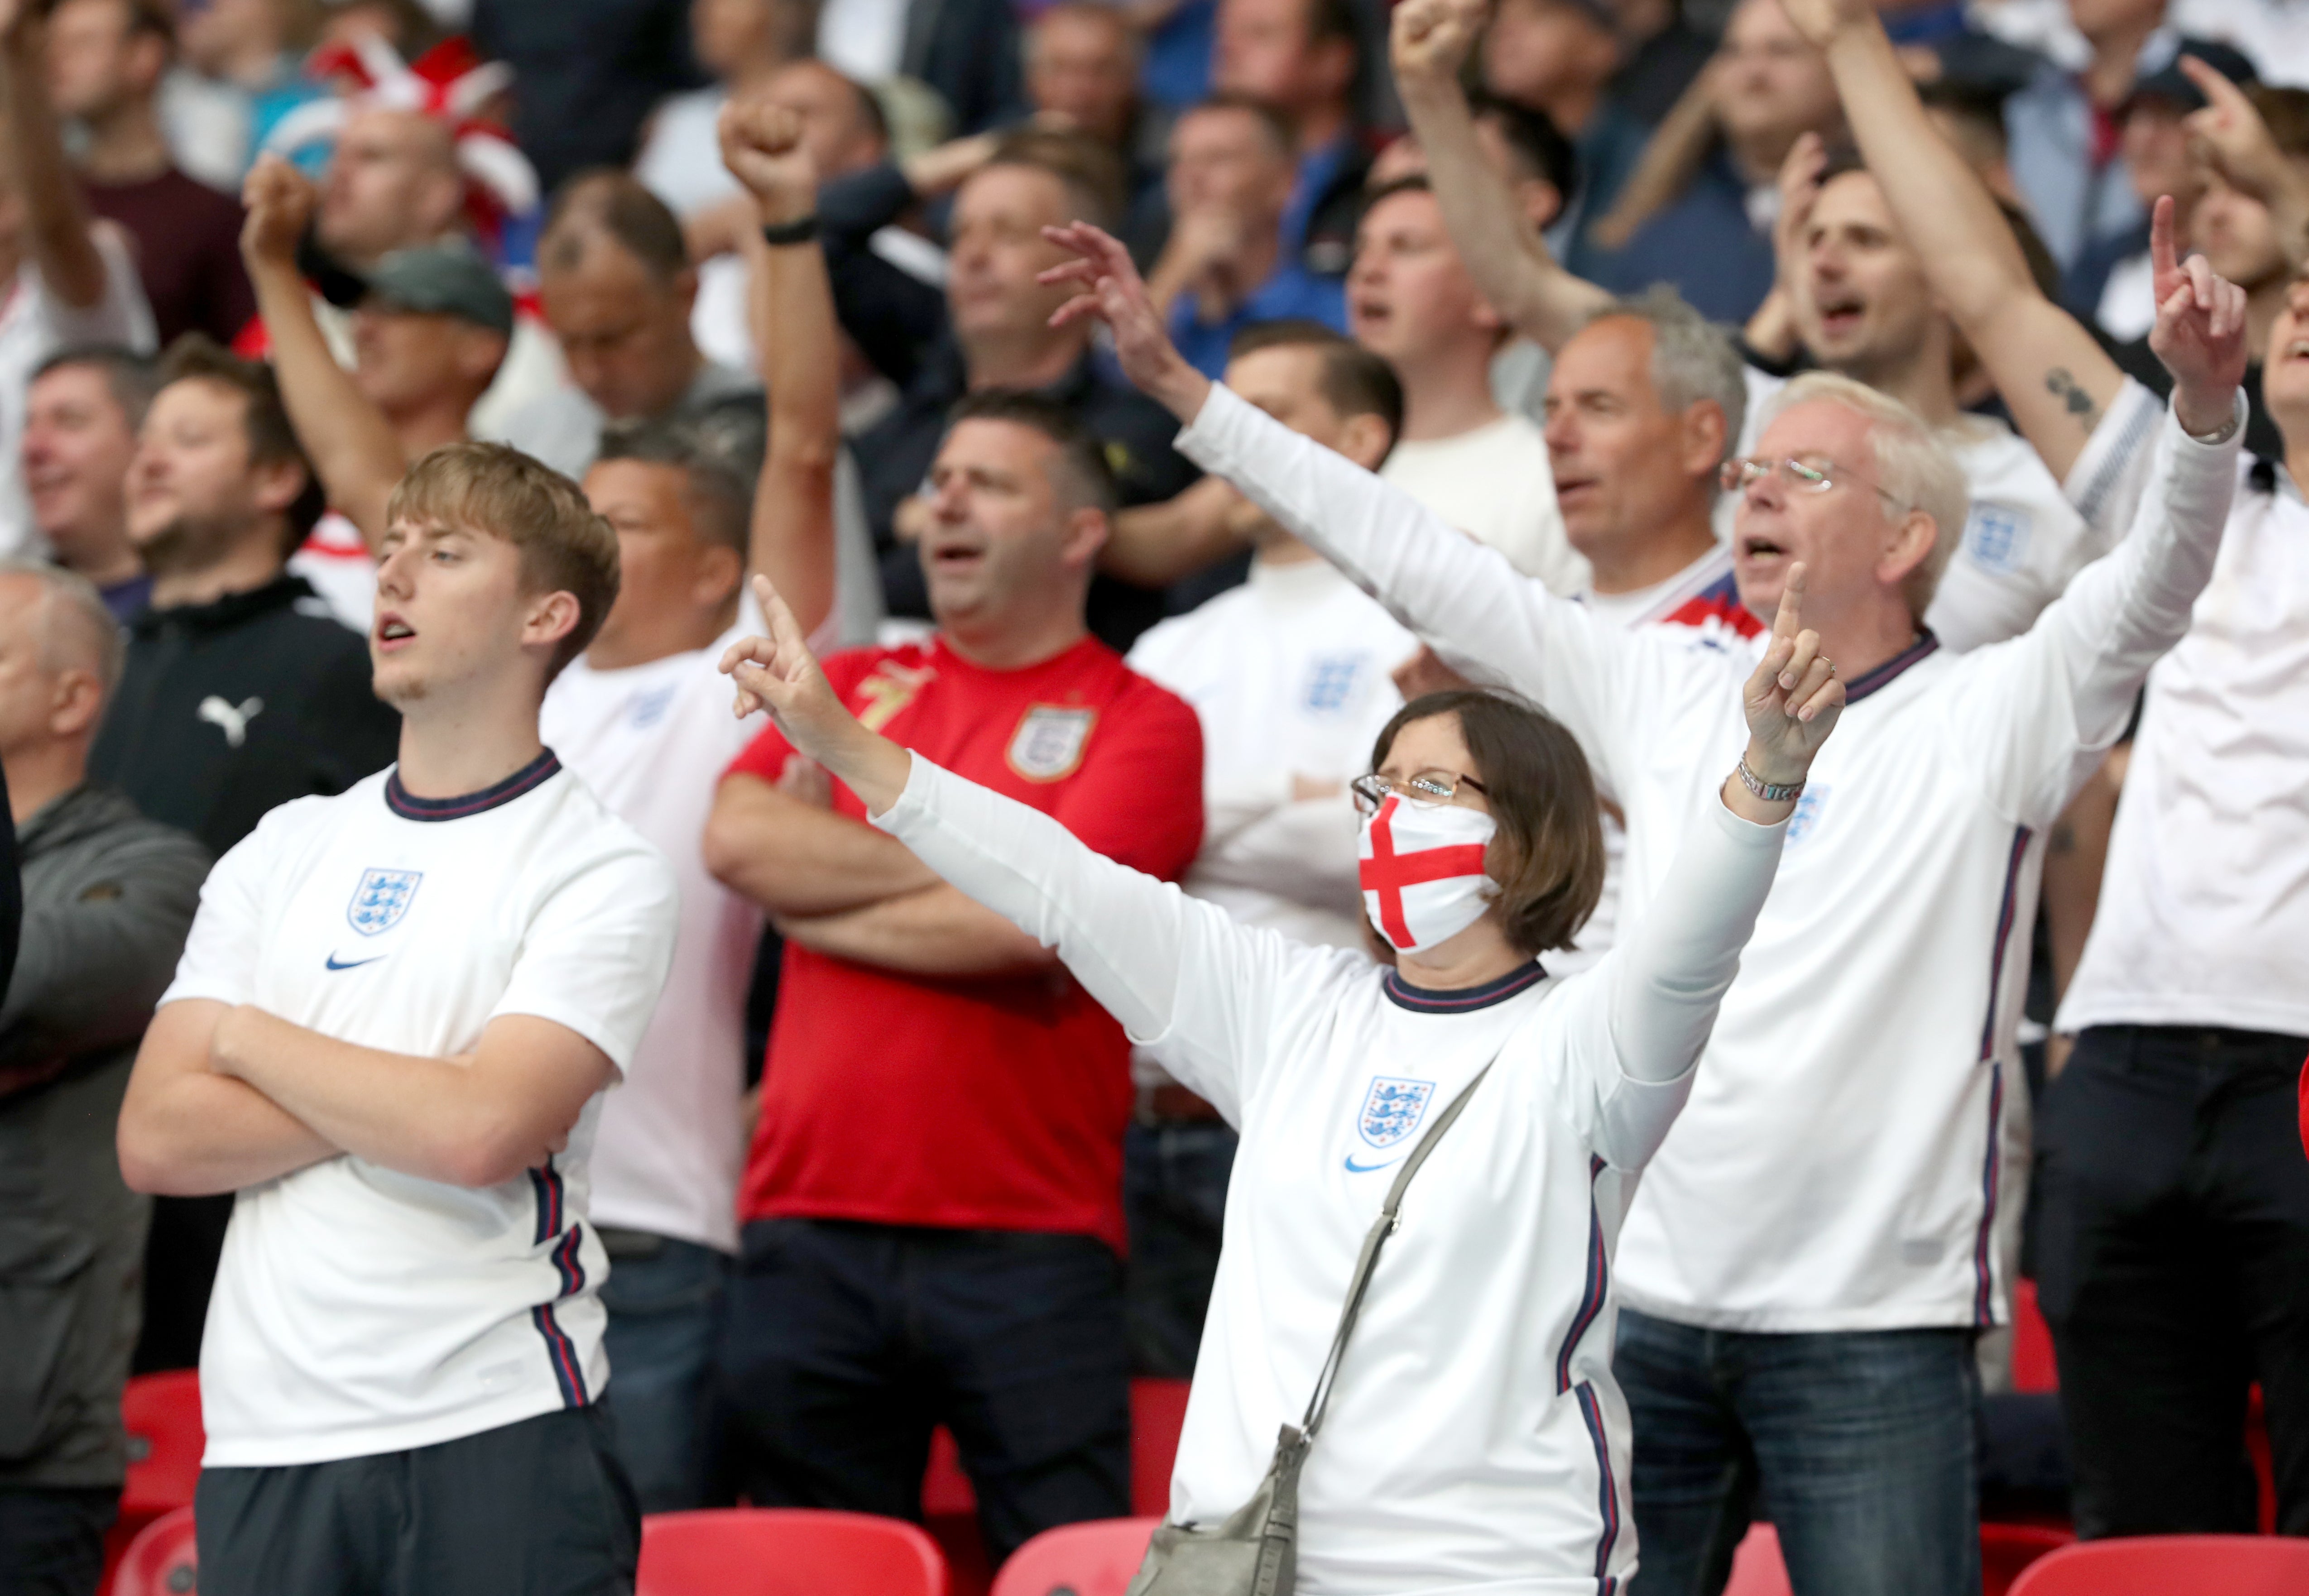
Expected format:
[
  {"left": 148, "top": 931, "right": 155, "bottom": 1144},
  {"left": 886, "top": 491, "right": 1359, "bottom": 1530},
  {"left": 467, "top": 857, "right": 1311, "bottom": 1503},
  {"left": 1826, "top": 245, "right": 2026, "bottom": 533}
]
[
  {"left": 384, "top": 442, "right": 622, "bottom": 681},
  {"left": 1366, "top": 688, "right": 1606, "bottom": 960}
]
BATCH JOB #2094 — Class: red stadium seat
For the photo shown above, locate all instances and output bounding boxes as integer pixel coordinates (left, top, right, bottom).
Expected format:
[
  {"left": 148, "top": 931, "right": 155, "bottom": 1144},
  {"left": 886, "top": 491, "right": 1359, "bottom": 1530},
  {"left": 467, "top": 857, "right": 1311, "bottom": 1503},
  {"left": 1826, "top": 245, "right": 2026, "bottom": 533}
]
[
  {"left": 638, "top": 1509, "right": 949, "bottom": 1596},
  {"left": 109, "top": 1506, "right": 197, "bottom": 1596},
  {"left": 1723, "top": 1523, "right": 1792, "bottom": 1596},
  {"left": 1130, "top": 1379, "right": 1191, "bottom": 1519},
  {"left": 1981, "top": 1522, "right": 2074, "bottom": 1595},
  {"left": 2006, "top": 1534, "right": 2309, "bottom": 1595},
  {"left": 989, "top": 1517, "right": 1158, "bottom": 1596},
  {"left": 120, "top": 1371, "right": 205, "bottom": 1522},
  {"left": 104, "top": 1372, "right": 206, "bottom": 1591}
]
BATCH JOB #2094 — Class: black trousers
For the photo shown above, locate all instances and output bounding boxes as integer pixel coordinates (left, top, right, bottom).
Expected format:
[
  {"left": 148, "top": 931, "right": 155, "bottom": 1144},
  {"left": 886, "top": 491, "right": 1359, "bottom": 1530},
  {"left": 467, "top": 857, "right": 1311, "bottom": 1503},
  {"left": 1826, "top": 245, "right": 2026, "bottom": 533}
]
[
  {"left": 0, "top": 1486, "right": 115, "bottom": 1596},
  {"left": 2034, "top": 1023, "right": 2309, "bottom": 1537},
  {"left": 195, "top": 1405, "right": 638, "bottom": 1596},
  {"left": 718, "top": 1217, "right": 1131, "bottom": 1566}
]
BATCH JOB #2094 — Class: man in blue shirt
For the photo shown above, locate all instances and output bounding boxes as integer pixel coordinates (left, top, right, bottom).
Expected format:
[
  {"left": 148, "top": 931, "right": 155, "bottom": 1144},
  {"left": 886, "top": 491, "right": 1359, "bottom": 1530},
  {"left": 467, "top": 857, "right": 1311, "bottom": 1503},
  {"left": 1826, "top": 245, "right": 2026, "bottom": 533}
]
[{"left": 1147, "top": 97, "right": 1347, "bottom": 377}]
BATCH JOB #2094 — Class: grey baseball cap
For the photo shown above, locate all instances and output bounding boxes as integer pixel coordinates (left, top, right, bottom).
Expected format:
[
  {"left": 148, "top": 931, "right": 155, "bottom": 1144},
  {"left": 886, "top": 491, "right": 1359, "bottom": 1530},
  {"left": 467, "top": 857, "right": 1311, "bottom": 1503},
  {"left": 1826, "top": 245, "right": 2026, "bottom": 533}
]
[{"left": 361, "top": 242, "right": 516, "bottom": 337}]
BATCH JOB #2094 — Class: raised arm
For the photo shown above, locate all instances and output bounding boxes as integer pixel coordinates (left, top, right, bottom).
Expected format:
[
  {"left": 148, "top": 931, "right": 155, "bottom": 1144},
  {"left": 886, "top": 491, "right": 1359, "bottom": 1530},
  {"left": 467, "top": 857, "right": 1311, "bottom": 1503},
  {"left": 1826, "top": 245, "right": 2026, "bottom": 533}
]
[
  {"left": 1782, "top": 0, "right": 2119, "bottom": 479},
  {"left": 1034, "top": 218, "right": 1664, "bottom": 776},
  {"left": 0, "top": 0, "right": 108, "bottom": 309},
  {"left": 2183, "top": 54, "right": 2309, "bottom": 279},
  {"left": 721, "top": 577, "right": 1323, "bottom": 1117},
  {"left": 721, "top": 97, "right": 838, "bottom": 638},
  {"left": 1391, "top": 0, "right": 1612, "bottom": 352},
  {"left": 1969, "top": 242, "right": 2247, "bottom": 824},
  {"left": 240, "top": 157, "right": 408, "bottom": 551}
]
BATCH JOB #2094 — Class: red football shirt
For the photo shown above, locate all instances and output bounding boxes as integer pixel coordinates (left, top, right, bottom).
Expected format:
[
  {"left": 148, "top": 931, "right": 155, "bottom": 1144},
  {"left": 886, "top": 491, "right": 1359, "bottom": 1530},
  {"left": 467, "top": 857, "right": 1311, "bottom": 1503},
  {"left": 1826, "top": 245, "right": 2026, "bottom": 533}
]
[{"left": 726, "top": 634, "right": 1204, "bottom": 1249}]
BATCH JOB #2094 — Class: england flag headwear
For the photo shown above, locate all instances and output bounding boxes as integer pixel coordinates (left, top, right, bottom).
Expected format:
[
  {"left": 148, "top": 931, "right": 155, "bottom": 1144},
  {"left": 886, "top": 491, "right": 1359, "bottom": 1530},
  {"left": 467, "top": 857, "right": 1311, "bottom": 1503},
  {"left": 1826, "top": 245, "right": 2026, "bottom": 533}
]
[{"left": 260, "top": 36, "right": 539, "bottom": 241}]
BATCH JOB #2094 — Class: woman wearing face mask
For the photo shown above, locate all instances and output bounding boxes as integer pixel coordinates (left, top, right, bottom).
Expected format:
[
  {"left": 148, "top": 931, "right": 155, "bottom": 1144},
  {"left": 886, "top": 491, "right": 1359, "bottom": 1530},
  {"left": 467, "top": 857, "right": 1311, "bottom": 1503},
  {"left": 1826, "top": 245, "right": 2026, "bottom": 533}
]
[{"left": 721, "top": 564, "right": 1844, "bottom": 1593}]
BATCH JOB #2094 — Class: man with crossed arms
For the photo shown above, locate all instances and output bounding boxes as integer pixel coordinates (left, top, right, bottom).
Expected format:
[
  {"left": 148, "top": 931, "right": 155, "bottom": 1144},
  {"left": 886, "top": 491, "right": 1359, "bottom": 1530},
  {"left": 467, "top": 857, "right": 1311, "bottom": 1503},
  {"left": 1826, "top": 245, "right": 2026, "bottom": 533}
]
[{"left": 1036, "top": 206, "right": 2248, "bottom": 1592}]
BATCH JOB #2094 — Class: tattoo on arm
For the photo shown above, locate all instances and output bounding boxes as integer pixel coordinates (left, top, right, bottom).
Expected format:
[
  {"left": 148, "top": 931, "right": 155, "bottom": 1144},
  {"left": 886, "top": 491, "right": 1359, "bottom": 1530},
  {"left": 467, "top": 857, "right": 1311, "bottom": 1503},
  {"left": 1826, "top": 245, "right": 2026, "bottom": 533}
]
[{"left": 2045, "top": 367, "right": 2102, "bottom": 429}]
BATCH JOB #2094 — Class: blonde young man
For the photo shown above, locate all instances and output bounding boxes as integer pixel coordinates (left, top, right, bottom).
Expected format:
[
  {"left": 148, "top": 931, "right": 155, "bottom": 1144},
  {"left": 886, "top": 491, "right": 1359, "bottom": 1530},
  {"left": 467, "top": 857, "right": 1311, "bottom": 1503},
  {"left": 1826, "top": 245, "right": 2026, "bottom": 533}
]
[{"left": 117, "top": 445, "right": 679, "bottom": 1595}]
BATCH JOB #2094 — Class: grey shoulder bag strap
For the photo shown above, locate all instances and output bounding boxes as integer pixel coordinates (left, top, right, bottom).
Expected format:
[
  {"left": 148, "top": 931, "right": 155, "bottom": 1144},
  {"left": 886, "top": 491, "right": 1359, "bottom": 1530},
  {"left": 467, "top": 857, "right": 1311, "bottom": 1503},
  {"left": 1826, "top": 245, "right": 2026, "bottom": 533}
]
[{"left": 1125, "top": 1060, "right": 1498, "bottom": 1596}]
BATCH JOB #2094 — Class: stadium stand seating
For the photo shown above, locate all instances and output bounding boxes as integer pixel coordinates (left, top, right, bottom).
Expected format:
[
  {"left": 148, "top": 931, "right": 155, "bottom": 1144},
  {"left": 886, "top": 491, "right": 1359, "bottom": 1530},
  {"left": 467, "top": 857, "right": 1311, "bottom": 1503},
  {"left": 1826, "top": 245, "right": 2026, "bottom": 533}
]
[{"left": 636, "top": 1508, "right": 949, "bottom": 1596}]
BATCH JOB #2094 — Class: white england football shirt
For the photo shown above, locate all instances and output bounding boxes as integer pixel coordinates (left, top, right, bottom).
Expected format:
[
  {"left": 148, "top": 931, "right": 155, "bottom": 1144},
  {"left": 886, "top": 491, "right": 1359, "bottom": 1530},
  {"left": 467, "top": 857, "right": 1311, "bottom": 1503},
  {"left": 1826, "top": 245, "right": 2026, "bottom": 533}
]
[
  {"left": 1181, "top": 381, "right": 2240, "bottom": 1330},
  {"left": 162, "top": 753, "right": 678, "bottom": 1466},
  {"left": 876, "top": 754, "right": 1793, "bottom": 1593},
  {"left": 542, "top": 607, "right": 766, "bottom": 1254}
]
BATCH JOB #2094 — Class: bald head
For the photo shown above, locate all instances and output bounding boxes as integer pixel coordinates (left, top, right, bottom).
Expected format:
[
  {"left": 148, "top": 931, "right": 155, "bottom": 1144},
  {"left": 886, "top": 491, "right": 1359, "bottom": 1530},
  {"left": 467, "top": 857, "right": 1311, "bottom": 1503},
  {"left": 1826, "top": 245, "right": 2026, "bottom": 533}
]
[
  {"left": 538, "top": 174, "right": 701, "bottom": 422},
  {"left": 319, "top": 105, "right": 467, "bottom": 267},
  {"left": 0, "top": 563, "right": 120, "bottom": 797}
]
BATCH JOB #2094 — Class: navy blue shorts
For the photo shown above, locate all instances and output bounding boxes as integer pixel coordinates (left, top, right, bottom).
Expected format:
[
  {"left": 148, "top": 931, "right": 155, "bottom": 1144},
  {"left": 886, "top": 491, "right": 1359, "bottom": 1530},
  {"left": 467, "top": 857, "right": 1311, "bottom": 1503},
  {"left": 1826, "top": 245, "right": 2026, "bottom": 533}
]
[{"left": 195, "top": 1405, "right": 638, "bottom": 1596}]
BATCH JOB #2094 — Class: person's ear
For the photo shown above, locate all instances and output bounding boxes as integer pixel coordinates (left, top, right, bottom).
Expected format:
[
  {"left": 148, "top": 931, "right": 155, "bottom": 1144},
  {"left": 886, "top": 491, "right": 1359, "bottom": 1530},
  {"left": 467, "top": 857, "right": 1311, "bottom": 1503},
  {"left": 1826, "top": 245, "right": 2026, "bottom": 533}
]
[
  {"left": 1680, "top": 400, "right": 1728, "bottom": 484},
  {"left": 1059, "top": 504, "right": 1110, "bottom": 572},
  {"left": 523, "top": 588, "right": 584, "bottom": 657},
  {"left": 460, "top": 329, "right": 511, "bottom": 386},
  {"left": 1878, "top": 506, "right": 1941, "bottom": 596},
  {"left": 50, "top": 666, "right": 105, "bottom": 740},
  {"left": 129, "top": 34, "right": 169, "bottom": 93},
  {"left": 673, "top": 265, "right": 701, "bottom": 319},
  {"left": 250, "top": 456, "right": 307, "bottom": 519},
  {"left": 1337, "top": 410, "right": 1392, "bottom": 471},
  {"left": 693, "top": 540, "right": 744, "bottom": 609}
]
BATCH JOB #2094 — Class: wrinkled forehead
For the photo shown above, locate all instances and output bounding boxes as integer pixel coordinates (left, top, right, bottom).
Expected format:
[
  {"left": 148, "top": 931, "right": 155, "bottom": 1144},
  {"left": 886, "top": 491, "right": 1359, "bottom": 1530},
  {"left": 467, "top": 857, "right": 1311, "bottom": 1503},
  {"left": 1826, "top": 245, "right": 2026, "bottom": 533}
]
[
  {"left": 1549, "top": 316, "right": 1661, "bottom": 403},
  {"left": 1755, "top": 397, "right": 1874, "bottom": 469}
]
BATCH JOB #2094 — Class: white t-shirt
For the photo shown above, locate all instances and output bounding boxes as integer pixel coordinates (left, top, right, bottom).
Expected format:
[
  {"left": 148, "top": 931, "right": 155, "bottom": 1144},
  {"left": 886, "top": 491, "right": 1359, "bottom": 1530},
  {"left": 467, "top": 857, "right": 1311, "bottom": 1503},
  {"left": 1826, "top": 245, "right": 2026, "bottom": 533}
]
[
  {"left": 1379, "top": 411, "right": 1588, "bottom": 597},
  {"left": 876, "top": 754, "right": 1791, "bottom": 1594},
  {"left": 2057, "top": 397, "right": 2309, "bottom": 1037},
  {"left": 541, "top": 605, "right": 766, "bottom": 1252},
  {"left": 0, "top": 229, "right": 155, "bottom": 558},
  {"left": 1126, "top": 556, "right": 1416, "bottom": 951},
  {"left": 1732, "top": 366, "right": 2103, "bottom": 652},
  {"left": 163, "top": 756, "right": 678, "bottom": 1466},
  {"left": 817, "top": 0, "right": 911, "bottom": 82},
  {"left": 1181, "top": 380, "right": 2240, "bottom": 1331}
]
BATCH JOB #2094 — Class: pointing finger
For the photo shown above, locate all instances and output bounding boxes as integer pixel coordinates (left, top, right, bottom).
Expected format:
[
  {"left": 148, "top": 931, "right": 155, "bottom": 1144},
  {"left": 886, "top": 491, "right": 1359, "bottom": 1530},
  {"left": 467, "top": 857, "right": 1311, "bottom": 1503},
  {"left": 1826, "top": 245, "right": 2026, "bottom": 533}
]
[
  {"left": 2150, "top": 193, "right": 2178, "bottom": 283},
  {"left": 1771, "top": 561, "right": 1809, "bottom": 642}
]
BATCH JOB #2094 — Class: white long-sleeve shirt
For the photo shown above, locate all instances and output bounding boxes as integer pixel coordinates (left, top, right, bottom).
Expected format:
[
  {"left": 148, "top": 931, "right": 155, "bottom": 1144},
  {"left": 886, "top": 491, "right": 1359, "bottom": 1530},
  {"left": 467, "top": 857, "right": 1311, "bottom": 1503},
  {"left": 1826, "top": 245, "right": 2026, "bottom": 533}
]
[
  {"left": 876, "top": 754, "right": 1790, "bottom": 1594},
  {"left": 2055, "top": 382, "right": 2309, "bottom": 1039},
  {"left": 1178, "top": 381, "right": 2242, "bottom": 1331}
]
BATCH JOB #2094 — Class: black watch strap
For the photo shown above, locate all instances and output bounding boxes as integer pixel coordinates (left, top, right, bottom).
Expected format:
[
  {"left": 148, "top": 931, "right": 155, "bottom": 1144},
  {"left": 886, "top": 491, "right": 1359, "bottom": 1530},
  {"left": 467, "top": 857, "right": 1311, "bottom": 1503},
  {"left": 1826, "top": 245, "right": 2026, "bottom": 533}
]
[{"left": 760, "top": 215, "right": 821, "bottom": 246}]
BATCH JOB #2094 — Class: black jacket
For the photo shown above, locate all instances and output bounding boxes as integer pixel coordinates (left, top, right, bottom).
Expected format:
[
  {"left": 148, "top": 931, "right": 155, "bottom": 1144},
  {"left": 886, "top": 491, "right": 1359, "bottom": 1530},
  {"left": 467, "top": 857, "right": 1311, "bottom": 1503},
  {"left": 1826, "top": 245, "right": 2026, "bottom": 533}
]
[{"left": 90, "top": 575, "right": 401, "bottom": 857}]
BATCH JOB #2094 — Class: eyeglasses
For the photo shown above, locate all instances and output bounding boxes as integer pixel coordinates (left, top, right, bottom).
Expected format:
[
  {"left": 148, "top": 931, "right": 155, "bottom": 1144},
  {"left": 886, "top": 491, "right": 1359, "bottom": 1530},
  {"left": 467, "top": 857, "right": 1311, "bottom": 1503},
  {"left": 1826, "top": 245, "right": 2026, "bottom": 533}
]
[
  {"left": 1350, "top": 769, "right": 1488, "bottom": 815},
  {"left": 1720, "top": 455, "right": 1910, "bottom": 513}
]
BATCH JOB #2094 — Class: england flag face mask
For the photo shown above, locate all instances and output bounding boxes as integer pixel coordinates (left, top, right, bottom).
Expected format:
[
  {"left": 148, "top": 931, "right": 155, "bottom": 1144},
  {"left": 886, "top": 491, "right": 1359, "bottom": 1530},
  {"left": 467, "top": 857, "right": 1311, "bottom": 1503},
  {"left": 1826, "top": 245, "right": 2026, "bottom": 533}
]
[{"left": 1358, "top": 793, "right": 1499, "bottom": 954}]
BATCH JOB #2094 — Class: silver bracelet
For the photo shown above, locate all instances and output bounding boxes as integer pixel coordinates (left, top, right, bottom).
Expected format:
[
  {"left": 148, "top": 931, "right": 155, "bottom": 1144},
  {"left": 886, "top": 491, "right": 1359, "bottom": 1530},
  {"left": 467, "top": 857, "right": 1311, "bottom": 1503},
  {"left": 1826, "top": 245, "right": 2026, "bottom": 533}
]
[{"left": 1736, "top": 756, "right": 1805, "bottom": 804}]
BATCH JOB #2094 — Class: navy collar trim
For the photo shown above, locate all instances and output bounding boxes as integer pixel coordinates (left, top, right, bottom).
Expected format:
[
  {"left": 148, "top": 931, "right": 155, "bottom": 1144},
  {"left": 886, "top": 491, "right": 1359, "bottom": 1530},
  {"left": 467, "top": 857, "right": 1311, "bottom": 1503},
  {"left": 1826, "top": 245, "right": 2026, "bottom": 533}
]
[
  {"left": 386, "top": 748, "right": 560, "bottom": 822},
  {"left": 1383, "top": 960, "right": 1550, "bottom": 1015},
  {"left": 1842, "top": 630, "right": 1941, "bottom": 705}
]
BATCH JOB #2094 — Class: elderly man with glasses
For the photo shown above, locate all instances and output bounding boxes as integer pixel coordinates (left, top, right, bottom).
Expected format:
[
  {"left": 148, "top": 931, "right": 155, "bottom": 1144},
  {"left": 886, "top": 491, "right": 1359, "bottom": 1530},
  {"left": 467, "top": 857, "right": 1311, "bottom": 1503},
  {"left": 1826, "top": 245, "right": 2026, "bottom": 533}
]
[{"left": 1039, "top": 202, "right": 2249, "bottom": 1595}]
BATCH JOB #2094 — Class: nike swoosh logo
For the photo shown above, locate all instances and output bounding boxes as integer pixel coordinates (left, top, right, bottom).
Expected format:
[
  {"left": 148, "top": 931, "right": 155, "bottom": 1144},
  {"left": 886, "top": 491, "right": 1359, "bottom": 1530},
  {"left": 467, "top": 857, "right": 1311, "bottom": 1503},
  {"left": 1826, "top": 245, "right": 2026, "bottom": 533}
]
[
  {"left": 1343, "top": 1155, "right": 1406, "bottom": 1174},
  {"left": 324, "top": 953, "right": 386, "bottom": 971}
]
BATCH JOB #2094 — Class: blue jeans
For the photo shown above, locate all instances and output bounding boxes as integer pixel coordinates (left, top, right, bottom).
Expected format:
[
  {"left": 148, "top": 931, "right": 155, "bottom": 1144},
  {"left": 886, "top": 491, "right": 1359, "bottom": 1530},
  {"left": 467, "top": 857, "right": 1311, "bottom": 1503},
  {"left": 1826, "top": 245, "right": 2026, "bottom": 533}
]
[
  {"left": 1615, "top": 1307, "right": 1981, "bottom": 1596},
  {"left": 598, "top": 1231, "right": 730, "bottom": 1513},
  {"left": 1122, "top": 1121, "right": 1236, "bottom": 1377}
]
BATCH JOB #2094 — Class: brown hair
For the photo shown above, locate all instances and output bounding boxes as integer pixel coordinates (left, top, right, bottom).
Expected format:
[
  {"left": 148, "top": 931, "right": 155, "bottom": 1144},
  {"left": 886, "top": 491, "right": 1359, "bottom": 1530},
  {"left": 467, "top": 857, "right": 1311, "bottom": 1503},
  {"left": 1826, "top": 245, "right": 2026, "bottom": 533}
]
[
  {"left": 384, "top": 442, "right": 622, "bottom": 679},
  {"left": 158, "top": 334, "right": 326, "bottom": 552},
  {"left": 946, "top": 387, "right": 1119, "bottom": 514},
  {"left": 984, "top": 128, "right": 1129, "bottom": 233},
  {"left": 1367, "top": 689, "right": 1605, "bottom": 959},
  {"left": 540, "top": 170, "right": 691, "bottom": 283},
  {"left": 1226, "top": 318, "right": 1402, "bottom": 452}
]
